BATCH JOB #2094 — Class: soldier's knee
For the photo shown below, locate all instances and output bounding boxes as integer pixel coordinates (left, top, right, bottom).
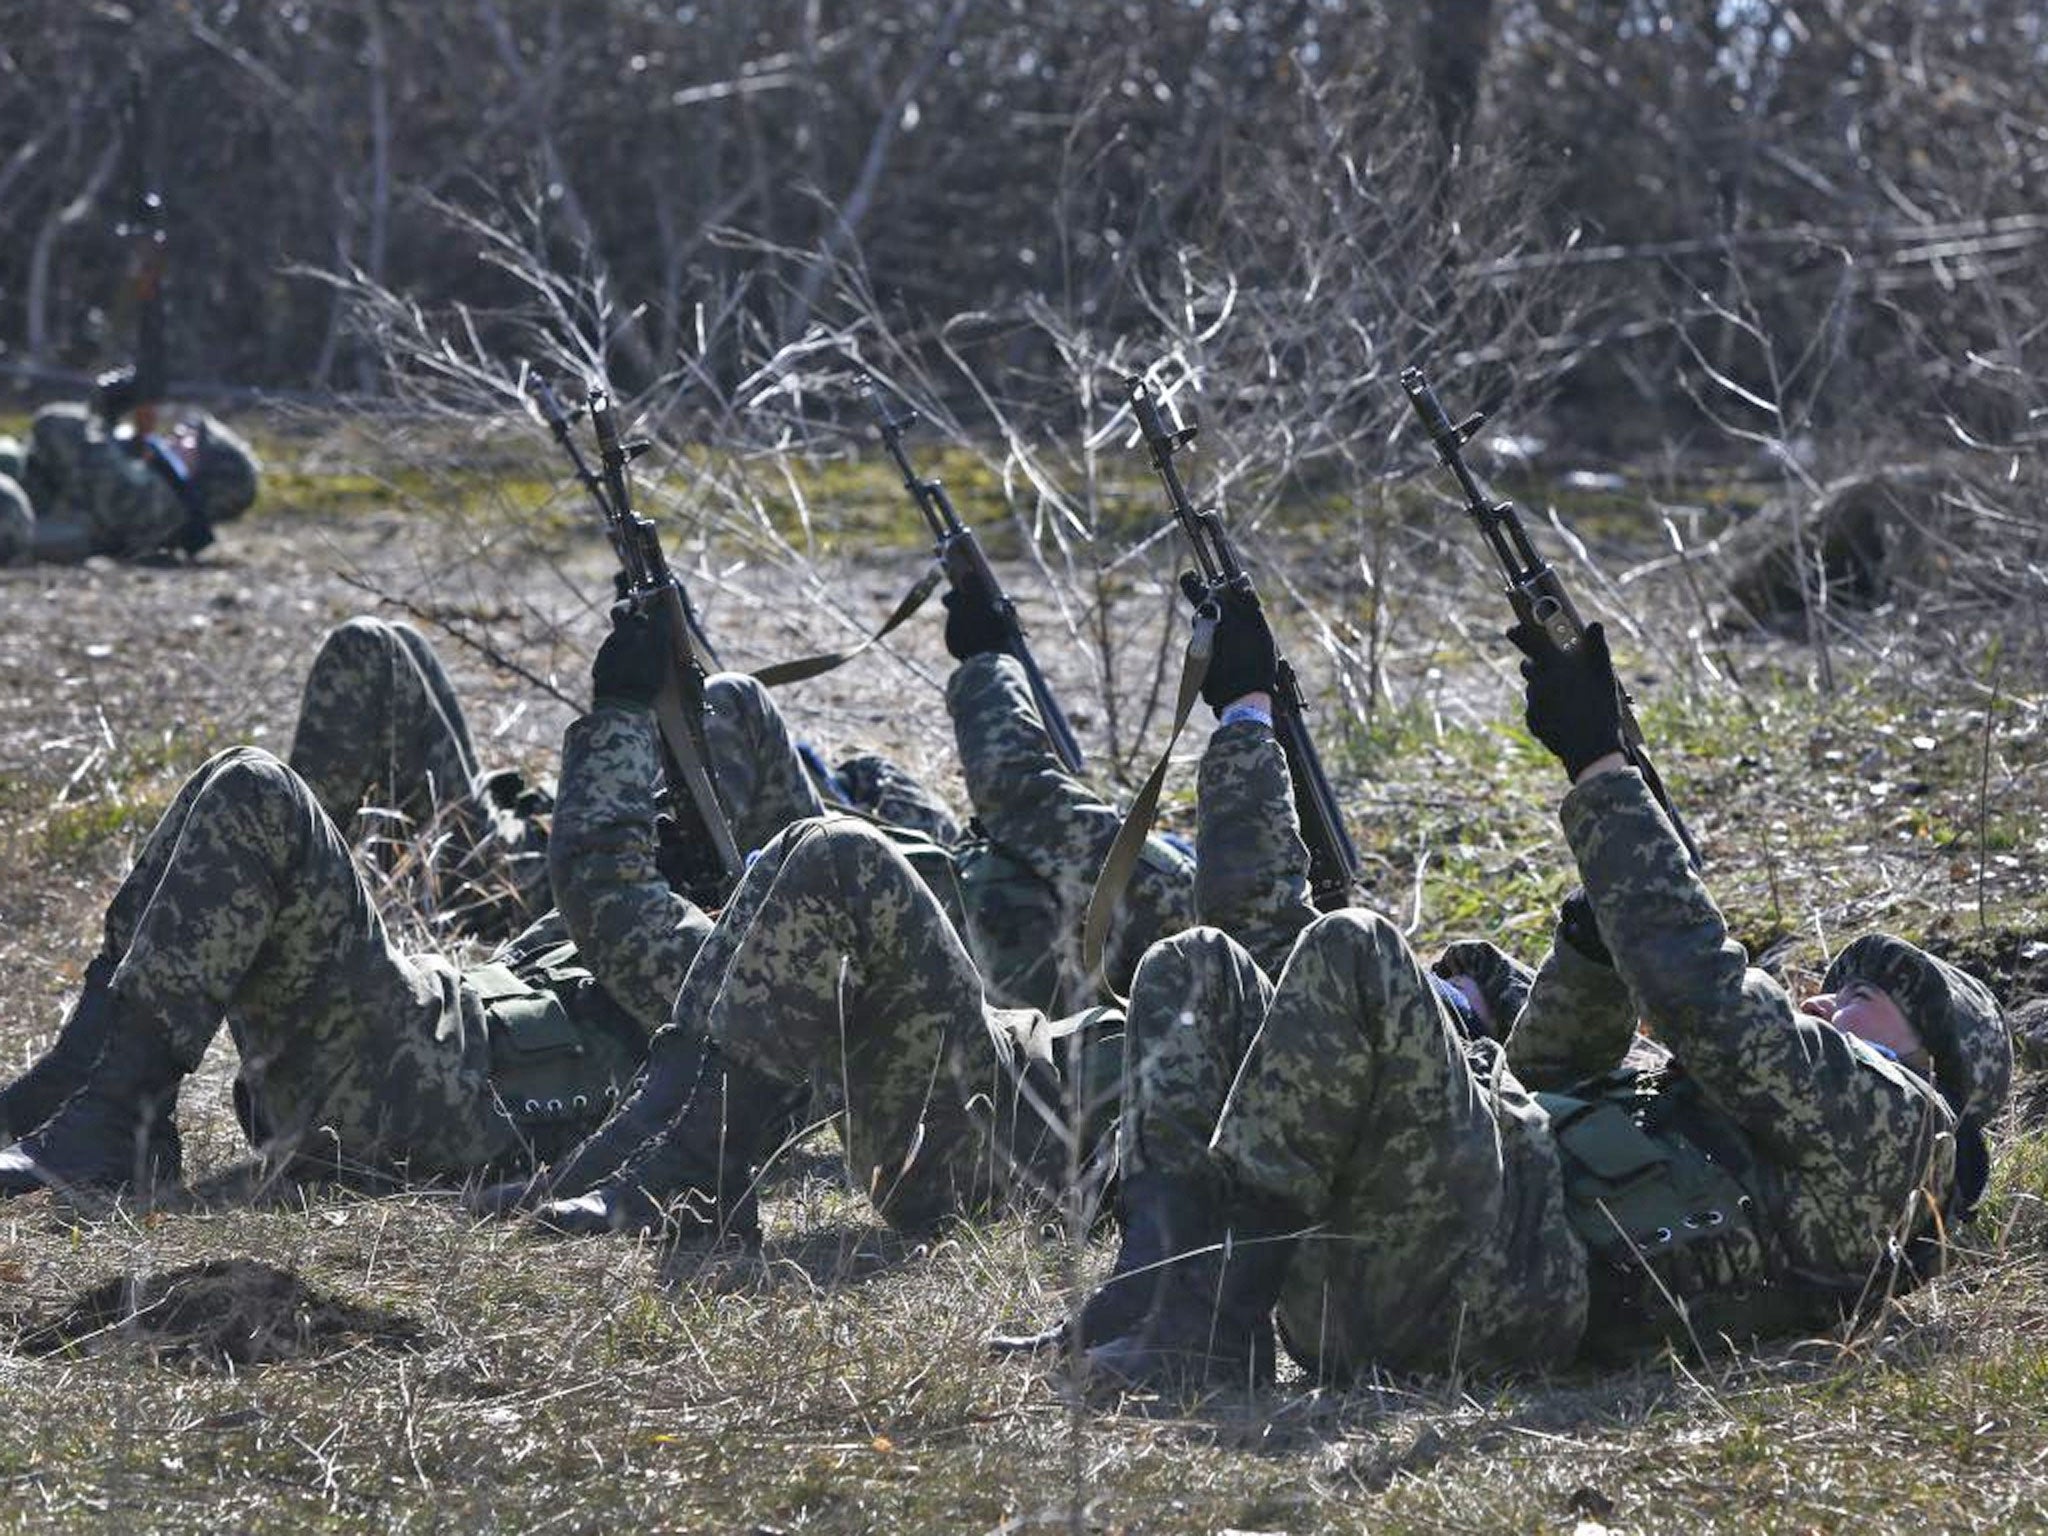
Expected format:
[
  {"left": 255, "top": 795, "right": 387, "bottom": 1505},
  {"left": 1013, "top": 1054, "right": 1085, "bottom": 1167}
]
[
  {"left": 195, "top": 746, "right": 316, "bottom": 818},
  {"left": 1129, "top": 926, "right": 1252, "bottom": 1008},
  {"left": 199, "top": 743, "right": 290, "bottom": 783},
  {"left": 29, "top": 402, "right": 89, "bottom": 455},
  {"left": 1135, "top": 925, "right": 1240, "bottom": 977},
  {"left": 313, "top": 615, "right": 403, "bottom": 671},
  {"left": 0, "top": 476, "right": 30, "bottom": 565},
  {"left": 1301, "top": 906, "right": 1407, "bottom": 962},
  {"left": 707, "top": 672, "right": 777, "bottom": 734},
  {"left": 816, "top": 813, "right": 921, "bottom": 884}
]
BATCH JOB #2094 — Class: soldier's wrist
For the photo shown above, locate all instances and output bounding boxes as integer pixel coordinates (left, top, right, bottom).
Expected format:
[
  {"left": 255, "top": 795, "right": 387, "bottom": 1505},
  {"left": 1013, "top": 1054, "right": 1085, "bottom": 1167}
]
[
  {"left": 1218, "top": 694, "right": 1273, "bottom": 729},
  {"left": 1570, "top": 750, "right": 1628, "bottom": 785}
]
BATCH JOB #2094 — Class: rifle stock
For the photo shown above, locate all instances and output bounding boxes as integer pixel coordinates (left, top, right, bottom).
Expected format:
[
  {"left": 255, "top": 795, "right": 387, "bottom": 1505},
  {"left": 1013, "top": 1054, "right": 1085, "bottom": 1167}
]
[{"left": 1400, "top": 364, "right": 1703, "bottom": 867}]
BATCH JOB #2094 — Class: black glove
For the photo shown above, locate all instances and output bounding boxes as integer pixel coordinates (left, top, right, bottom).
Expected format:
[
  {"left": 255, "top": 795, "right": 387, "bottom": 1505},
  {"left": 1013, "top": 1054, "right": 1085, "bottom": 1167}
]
[
  {"left": 92, "top": 365, "right": 140, "bottom": 427},
  {"left": 1556, "top": 886, "right": 1613, "bottom": 967},
  {"left": 590, "top": 602, "right": 669, "bottom": 711},
  {"left": 942, "top": 581, "right": 1009, "bottom": 661},
  {"left": 1508, "top": 620, "right": 1624, "bottom": 780},
  {"left": 1184, "top": 572, "right": 1278, "bottom": 712}
]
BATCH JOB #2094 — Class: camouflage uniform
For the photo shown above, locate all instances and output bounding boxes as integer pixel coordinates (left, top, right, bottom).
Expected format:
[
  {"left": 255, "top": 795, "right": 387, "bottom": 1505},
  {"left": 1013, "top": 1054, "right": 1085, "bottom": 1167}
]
[
  {"left": 947, "top": 653, "right": 1195, "bottom": 1010},
  {"left": 2, "top": 403, "right": 259, "bottom": 561},
  {"left": 552, "top": 652, "right": 1195, "bottom": 1028},
  {"left": 86, "top": 745, "right": 539, "bottom": 1178},
  {"left": 0, "top": 448, "right": 29, "bottom": 565},
  {"left": 598, "top": 708, "right": 1257, "bottom": 1232},
  {"left": 834, "top": 751, "right": 963, "bottom": 846},
  {"left": 1129, "top": 732, "right": 1987, "bottom": 1378},
  {"left": 38, "top": 660, "right": 837, "bottom": 1183},
  {"left": 649, "top": 814, "right": 1051, "bottom": 1229},
  {"left": 548, "top": 673, "right": 828, "bottom": 1033},
  {"left": 287, "top": 617, "right": 552, "bottom": 942}
]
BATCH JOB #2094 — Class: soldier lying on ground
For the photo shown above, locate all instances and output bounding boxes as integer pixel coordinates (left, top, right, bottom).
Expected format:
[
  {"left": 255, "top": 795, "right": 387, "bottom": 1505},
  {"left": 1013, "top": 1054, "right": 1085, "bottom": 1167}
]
[
  {"left": 0, "top": 400, "right": 259, "bottom": 564},
  {"left": 0, "top": 617, "right": 822, "bottom": 1195},
  {"left": 0, "top": 582, "right": 1192, "bottom": 1201},
  {"left": 292, "top": 583, "right": 1187, "bottom": 997},
  {"left": 472, "top": 591, "right": 1281, "bottom": 1241},
  {"left": 1040, "top": 617, "right": 2013, "bottom": 1391}
]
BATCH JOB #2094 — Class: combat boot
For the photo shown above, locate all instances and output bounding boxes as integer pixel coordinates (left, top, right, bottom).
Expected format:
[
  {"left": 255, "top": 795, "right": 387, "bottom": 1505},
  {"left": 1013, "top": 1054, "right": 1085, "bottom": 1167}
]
[
  {"left": 1082, "top": 1191, "right": 1305, "bottom": 1395},
  {"left": 0, "top": 1001, "right": 185, "bottom": 1198},
  {"left": 467, "top": 1025, "right": 716, "bottom": 1219},
  {"left": 0, "top": 954, "right": 122, "bottom": 1146},
  {"left": 530, "top": 1045, "right": 791, "bottom": 1245},
  {"left": 988, "top": 1170, "right": 1207, "bottom": 1355}
]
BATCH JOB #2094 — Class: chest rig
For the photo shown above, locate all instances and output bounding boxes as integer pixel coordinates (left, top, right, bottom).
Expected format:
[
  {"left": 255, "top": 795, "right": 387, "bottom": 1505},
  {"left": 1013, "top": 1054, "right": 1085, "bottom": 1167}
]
[{"left": 1537, "top": 1068, "right": 1845, "bottom": 1359}]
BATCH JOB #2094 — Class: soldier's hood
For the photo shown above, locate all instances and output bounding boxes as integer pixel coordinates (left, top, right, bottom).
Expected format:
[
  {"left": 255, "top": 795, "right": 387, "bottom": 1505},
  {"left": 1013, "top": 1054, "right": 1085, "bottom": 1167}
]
[{"left": 1823, "top": 934, "right": 2011, "bottom": 1125}]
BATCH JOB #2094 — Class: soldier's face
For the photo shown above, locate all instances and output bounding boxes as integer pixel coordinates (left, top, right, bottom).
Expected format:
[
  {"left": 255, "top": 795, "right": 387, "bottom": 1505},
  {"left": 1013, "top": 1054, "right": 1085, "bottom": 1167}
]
[
  {"left": 1441, "top": 974, "right": 1495, "bottom": 1032},
  {"left": 1801, "top": 981, "right": 1927, "bottom": 1065}
]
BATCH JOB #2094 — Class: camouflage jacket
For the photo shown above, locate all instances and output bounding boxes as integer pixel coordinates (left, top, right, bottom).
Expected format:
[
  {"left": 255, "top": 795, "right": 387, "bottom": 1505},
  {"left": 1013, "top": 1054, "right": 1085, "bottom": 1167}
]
[
  {"left": 950, "top": 653, "right": 1195, "bottom": 1008},
  {"left": 548, "top": 669, "right": 843, "bottom": 1032},
  {"left": 1193, "top": 716, "right": 1320, "bottom": 975},
  {"left": 545, "top": 706, "right": 718, "bottom": 1035},
  {"left": 1505, "top": 769, "right": 1957, "bottom": 1325}
]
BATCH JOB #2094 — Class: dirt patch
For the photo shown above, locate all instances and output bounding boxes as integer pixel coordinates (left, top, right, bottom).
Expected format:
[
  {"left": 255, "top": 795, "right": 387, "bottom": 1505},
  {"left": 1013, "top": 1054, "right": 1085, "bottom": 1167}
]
[{"left": 15, "top": 1257, "right": 429, "bottom": 1366}]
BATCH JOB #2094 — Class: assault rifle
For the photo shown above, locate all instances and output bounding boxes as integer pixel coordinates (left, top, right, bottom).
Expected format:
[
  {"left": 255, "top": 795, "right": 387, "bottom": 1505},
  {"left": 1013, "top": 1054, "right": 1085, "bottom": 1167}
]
[
  {"left": 586, "top": 385, "right": 744, "bottom": 886},
  {"left": 528, "top": 371, "right": 722, "bottom": 669},
  {"left": 863, "top": 379, "right": 1086, "bottom": 774},
  {"left": 98, "top": 68, "right": 168, "bottom": 434},
  {"left": 1400, "top": 365, "right": 1703, "bottom": 867},
  {"left": 1125, "top": 375, "right": 1361, "bottom": 910}
]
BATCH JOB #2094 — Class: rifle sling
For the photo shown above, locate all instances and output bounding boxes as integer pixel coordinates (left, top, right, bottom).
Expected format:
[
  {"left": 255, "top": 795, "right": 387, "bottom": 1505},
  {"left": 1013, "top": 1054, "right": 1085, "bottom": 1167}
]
[
  {"left": 1080, "top": 612, "right": 1216, "bottom": 1005},
  {"left": 750, "top": 566, "right": 944, "bottom": 688}
]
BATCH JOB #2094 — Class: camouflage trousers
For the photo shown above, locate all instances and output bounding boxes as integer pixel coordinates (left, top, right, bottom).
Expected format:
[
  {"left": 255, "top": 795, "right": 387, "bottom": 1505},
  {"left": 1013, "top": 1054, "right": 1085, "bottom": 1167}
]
[
  {"left": 288, "top": 616, "right": 550, "bottom": 941},
  {"left": 1125, "top": 913, "right": 1588, "bottom": 1379},
  {"left": 0, "top": 437, "right": 29, "bottom": 564},
  {"left": 650, "top": 813, "right": 1114, "bottom": 1231},
  {"left": 100, "top": 746, "right": 527, "bottom": 1180},
  {"left": 833, "top": 751, "right": 963, "bottom": 847}
]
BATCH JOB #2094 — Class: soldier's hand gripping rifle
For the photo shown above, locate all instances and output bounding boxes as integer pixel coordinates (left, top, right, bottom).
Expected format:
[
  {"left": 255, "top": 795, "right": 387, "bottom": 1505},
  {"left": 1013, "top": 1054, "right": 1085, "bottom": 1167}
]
[
  {"left": 1125, "top": 375, "right": 1362, "bottom": 910},
  {"left": 862, "top": 379, "right": 1086, "bottom": 774},
  {"left": 586, "top": 385, "right": 745, "bottom": 885},
  {"left": 529, "top": 371, "right": 722, "bottom": 669},
  {"left": 1400, "top": 365, "right": 1703, "bottom": 867}
]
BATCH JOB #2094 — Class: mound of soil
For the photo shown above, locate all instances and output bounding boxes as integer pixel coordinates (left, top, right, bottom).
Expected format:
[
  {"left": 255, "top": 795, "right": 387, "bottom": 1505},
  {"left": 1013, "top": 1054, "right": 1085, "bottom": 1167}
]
[{"left": 16, "top": 1258, "right": 429, "bottom": 1366}]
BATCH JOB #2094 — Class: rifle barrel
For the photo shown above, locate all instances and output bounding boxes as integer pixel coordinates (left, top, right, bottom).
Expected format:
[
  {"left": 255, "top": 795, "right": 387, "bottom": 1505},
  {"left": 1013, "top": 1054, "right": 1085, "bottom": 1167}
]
[{"left": 865, "top": 378, "right": 1085, "bottom": 774}]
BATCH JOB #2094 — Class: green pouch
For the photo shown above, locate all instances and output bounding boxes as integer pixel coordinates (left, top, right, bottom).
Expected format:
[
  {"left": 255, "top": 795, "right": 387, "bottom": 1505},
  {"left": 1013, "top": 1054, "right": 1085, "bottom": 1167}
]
[
  {"left": 471, "top": 963, "right": 639, "bottom": 1128},
  {"left": 1542, "top": 1096, "right": 1671, "bottom": 1186}
]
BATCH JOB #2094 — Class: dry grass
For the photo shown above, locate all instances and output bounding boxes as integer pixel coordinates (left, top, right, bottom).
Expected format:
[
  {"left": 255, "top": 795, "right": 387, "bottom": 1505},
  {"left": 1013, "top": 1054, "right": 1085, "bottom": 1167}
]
[{"left": 1, "top": 417, "right": 2045, "bottom": 1533}]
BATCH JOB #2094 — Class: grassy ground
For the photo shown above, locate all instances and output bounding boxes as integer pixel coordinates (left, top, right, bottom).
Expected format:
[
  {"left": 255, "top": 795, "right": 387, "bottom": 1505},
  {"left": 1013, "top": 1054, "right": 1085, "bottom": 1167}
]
[{"left": 0, "top": 414, "right": 2044, "bottom": 1533}]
